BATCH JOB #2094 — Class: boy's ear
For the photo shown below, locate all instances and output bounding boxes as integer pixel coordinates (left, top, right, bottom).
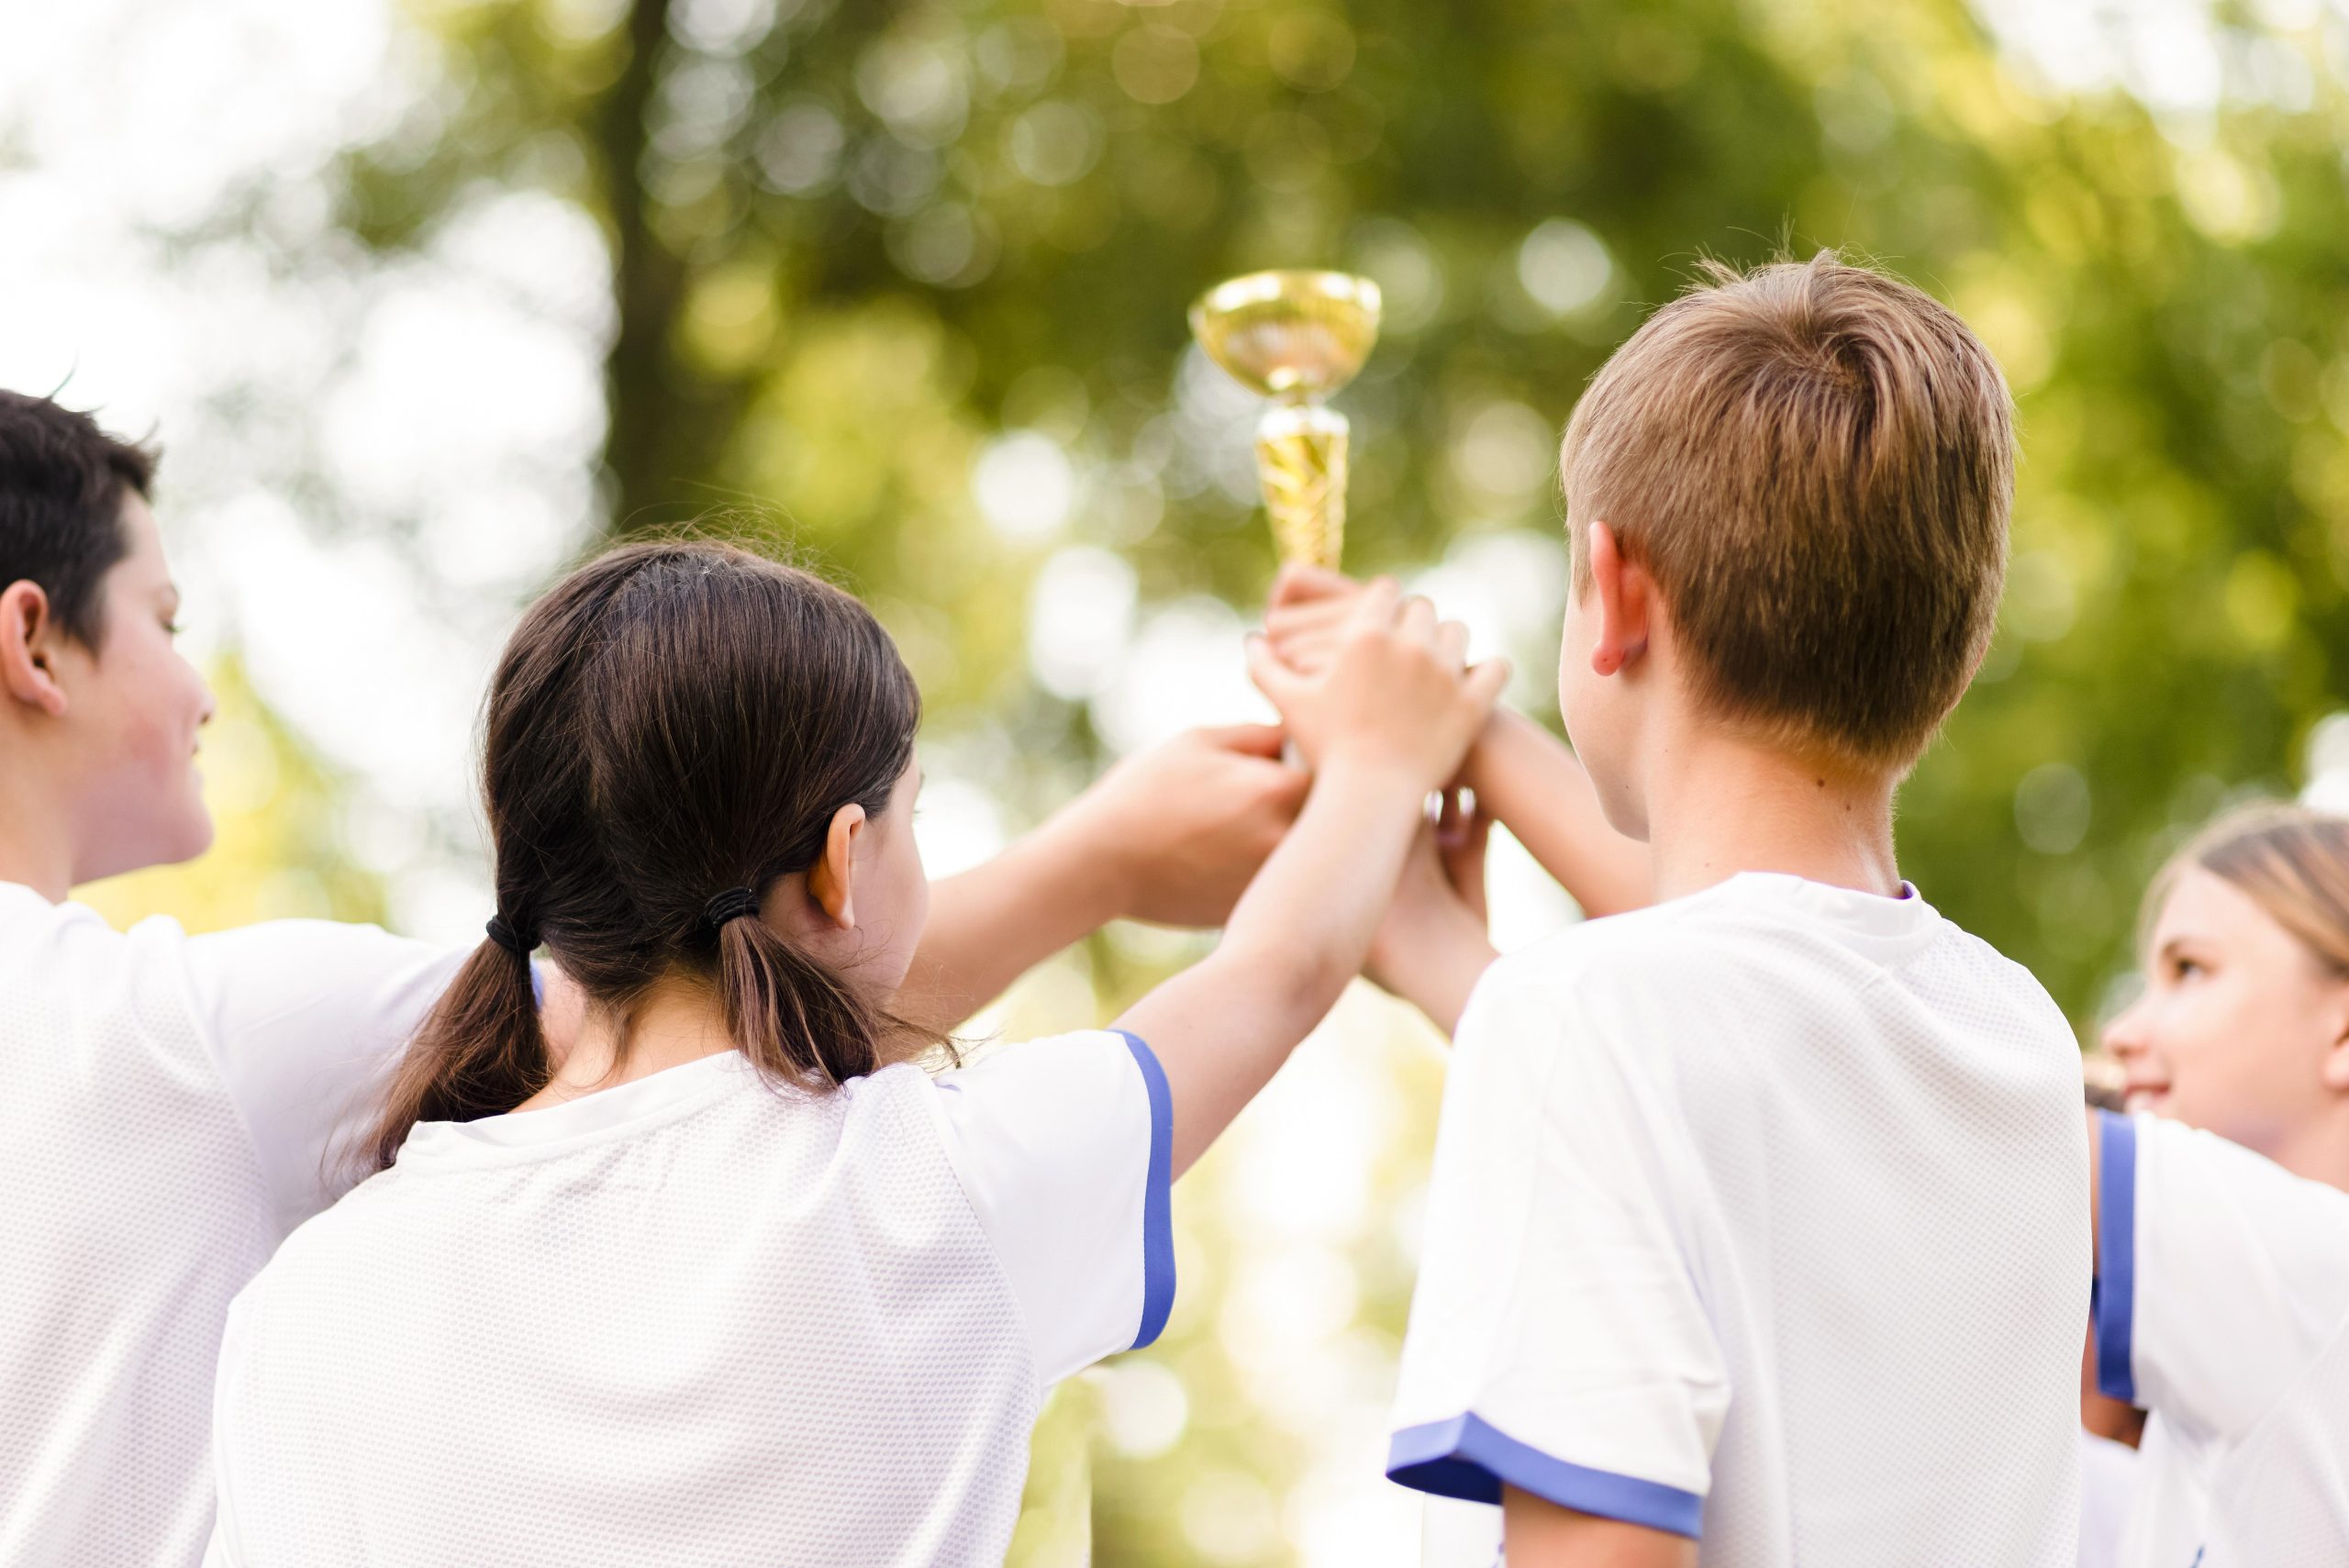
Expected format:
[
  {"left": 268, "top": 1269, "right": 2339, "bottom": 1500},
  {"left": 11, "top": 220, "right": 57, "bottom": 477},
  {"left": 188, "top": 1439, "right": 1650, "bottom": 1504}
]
[
  {"left": 1586, "top": 521, "right": 1651, "bottom": 679},
  {"left": 0, "top": 581, "right": 70, "bottom": 717},
  {"left": 807, "top": 804, "right": 868, "bottom": 930}
]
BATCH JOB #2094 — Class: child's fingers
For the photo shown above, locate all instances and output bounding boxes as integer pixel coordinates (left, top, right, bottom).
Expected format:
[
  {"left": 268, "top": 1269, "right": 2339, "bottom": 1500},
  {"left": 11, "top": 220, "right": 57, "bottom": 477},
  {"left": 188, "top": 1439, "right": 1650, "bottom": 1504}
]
[
  {"left": 1264, "top": 596, "right": 1355, "bottom": 649},
  {"left": 1397, "top": 594, "right": 1438, "bottom": 644},
  {"left": 1433, "top": 619, "right": 1471, "bottom": 670},
  {"left": 1341, "top": 576, "right": 1403, "bottom": 635},
  {"left": 1243, "top": 633, "right": 1304, "bottom": 710},
  {"left": 1464, "top": 657, "right": 1513, "bottom": 707},
  {"left": 1269, "top": 562, "right": 1360, "bottom": 609}
]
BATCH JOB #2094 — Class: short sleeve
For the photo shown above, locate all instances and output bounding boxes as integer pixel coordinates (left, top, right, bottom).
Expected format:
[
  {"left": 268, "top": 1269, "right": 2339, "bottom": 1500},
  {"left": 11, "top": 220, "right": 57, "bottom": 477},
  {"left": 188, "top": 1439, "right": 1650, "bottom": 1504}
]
[
  {"left": 1386, "top": 967, "right": 1725, "bottom": 1540},
  {"left": 928, "top": 1028, "right": 1174, "bottom": 1386},
  {"left": 174, "top": 920, "right": 468, "bottom": 1232},
  {"left": 2094, "top": 1110, "right": 2349, "bottom": 1441}
]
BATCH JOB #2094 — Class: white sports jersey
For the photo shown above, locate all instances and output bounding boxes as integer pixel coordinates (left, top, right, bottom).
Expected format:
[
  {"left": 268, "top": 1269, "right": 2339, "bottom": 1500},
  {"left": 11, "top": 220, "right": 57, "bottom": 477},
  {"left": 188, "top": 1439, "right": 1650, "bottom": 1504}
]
[
  {"left": 1388, "top": 872, "right": 2088, "bottom": 1564},
  {"left": 2078, "top": 1429, "right": 2139, "bottom": 1568},
  {"left": 205, "top": 1029, "right": 1174, "bottom": 1568},
  {"left": 0, "top": 883, "right": 464, "bottom": 1568},
  {"left": 2092, "top": 1111, "right": 2349, "bottom": 1567}
]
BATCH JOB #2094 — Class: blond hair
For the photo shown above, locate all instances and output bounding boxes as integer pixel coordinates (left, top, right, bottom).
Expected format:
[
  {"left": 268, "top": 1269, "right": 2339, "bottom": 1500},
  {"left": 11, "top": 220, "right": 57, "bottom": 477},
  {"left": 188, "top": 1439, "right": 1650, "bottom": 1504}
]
[
  {"left": 2148, "top": 803, "right": 2349, "bottom": 977},
  {"left": 1560, "top": 250, "right": 2015, "bottom": 773}
]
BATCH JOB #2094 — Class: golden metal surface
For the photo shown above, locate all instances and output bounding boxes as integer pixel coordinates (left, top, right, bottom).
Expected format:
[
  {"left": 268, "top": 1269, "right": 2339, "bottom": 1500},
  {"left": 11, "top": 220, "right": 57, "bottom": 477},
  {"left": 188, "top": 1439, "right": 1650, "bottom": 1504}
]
[{"left": 1189, "top": 271, "right": 1382, "bottom": 567}]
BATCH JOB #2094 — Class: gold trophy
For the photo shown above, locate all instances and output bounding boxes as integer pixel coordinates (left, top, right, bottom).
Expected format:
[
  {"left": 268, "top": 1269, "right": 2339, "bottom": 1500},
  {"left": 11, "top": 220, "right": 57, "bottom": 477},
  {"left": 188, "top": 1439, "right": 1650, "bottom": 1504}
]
[{"left": 1189, "top": 270, "right": 1383, "bottom": 569}]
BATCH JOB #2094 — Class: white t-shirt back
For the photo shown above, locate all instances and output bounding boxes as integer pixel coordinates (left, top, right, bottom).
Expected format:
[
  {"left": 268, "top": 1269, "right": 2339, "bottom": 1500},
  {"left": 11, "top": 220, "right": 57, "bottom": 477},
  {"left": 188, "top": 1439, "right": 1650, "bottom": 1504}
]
[
  {"left": 1388, "top": 872, "right": 2089, "bottom": 1565},
  {"left": 2092, "top": 1110, "right": 2349, "bottom": 1567},
  {"left": 205, "top": 1029, "right": 1176, "bottom": 1568},
  {"left": 0, "top": 883, "right": 464, "bottom": 1568}
]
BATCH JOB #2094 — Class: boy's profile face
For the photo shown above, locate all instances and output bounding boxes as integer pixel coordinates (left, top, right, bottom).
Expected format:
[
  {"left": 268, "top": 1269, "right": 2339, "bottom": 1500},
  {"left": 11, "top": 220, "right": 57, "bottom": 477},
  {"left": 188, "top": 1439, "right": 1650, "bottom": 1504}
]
[{"left": 49, "top": 495, "right": 217, "bottom": 883}]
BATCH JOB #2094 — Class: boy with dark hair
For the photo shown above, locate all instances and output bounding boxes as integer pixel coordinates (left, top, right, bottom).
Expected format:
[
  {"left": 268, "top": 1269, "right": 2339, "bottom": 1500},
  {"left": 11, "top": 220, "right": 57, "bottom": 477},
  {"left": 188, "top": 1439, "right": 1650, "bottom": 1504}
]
[
  {"left": 0, "top": 389, "right": 1310, "bottom": 1566},
  {"left": 1266, "top": 254, "right": 2087, "bottom": 1565}
]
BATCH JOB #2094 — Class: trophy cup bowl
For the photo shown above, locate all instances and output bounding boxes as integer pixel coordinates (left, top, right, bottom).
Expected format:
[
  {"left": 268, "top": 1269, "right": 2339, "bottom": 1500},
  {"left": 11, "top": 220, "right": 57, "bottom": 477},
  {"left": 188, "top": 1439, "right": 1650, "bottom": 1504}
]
[{"left": 1189, "top": 271, "right": 1383, "bottom": 570}]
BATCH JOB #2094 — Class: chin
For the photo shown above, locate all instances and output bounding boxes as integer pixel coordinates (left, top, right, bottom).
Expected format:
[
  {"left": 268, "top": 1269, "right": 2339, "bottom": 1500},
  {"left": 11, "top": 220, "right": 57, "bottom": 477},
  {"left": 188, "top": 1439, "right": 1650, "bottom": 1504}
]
[{"left": 156, "top": 799, "right": 217, "bottom": 866}]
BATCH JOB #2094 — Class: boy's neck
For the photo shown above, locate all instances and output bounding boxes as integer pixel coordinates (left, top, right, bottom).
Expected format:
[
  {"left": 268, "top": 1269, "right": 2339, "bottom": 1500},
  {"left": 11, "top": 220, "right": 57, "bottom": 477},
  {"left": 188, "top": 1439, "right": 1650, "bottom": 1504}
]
[
  {"left": 1641, "top": 719, "right": 1902, "bottom": 905},
  {"left": 0, "top": 765, "right": 78, "bottom": 902}
]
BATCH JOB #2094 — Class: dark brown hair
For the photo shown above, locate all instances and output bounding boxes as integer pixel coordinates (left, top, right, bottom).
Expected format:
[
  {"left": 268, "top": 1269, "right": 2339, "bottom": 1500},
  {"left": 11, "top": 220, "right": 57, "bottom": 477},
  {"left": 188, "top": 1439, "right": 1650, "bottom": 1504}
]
[
  {"left": 366, "top": 539, "right": 926, "bottom": 1170},
  {"left": 0, "top": 390, "right": 156, "bottom": 648},
  {"left": 1560, "top": 250, "right": 2015, "bottom": 773}
]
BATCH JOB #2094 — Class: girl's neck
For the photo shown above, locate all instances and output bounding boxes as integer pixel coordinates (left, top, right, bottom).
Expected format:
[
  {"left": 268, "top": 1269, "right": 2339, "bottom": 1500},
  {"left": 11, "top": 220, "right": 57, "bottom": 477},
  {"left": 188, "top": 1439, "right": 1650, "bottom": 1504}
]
[
  {"left": 516, "top": 977, "right": 736, "bottom": 1113},
  {"left": 2269, "top": 1106, "right": 2349, "bottom": 1195}
]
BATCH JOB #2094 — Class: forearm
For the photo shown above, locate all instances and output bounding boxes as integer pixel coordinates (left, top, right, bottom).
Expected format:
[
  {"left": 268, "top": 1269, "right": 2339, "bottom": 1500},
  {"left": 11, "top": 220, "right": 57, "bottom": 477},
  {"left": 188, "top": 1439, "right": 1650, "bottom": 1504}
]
[
  {"left": 1465, "top": 708, "right": 1652, "bottom": 917},
  {"left": 1119, "top": 760, "right": 1424, "bottom": 1173},
  {"left": 895, "top": 818, "right": 1126, "bottom": 1033},
  {"left": 1504, "top": 1488, "right": 1695, "bottom": 1568},
  {"left": 1387, "top": 933, "right": 1497, "bottom": 1036}
]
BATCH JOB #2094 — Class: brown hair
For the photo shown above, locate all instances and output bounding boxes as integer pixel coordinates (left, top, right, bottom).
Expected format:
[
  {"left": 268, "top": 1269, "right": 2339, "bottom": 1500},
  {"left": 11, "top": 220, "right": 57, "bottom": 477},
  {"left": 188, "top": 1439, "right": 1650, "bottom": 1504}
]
[
  {"left": 2147, "top": 803, "right": 2349, "bottom": 978},
  {"left": 366, "top": 539, "right": 929, "bottom": 1171},
  {"left": 0, "top": 390, "right": 155, "bottom": 648},
  {"left": 1560, "top": 250, "right": 2015, "bottom": 773}
]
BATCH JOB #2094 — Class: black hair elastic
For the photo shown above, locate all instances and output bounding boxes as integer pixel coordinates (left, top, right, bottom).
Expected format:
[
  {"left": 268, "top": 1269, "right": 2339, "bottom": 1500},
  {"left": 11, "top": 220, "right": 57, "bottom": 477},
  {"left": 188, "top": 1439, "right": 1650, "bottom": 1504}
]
[
  {"left": 702, "top": 886, "right": 763, "bottom": 931},
  {"left": 484, "top": 914, "right": 535, "bottom": 957}
]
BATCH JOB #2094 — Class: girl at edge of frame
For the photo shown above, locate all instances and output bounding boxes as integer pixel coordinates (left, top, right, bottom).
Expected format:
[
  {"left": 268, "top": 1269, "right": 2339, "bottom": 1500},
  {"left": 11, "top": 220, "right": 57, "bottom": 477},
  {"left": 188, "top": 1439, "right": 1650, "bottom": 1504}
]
[
  {"left": 200, "top": 538, "right": 1506, "bottom": 1568},
  {"left": 2081, "top": 801, "right": 2349, "bottom": 1568}
]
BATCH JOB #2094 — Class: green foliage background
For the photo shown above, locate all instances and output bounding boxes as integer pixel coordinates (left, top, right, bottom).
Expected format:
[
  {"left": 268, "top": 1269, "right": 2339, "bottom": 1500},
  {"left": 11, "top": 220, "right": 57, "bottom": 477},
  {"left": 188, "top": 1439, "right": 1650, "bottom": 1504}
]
[{"left": 132, "top": 0, "right": 2349, "bottom": 1557}]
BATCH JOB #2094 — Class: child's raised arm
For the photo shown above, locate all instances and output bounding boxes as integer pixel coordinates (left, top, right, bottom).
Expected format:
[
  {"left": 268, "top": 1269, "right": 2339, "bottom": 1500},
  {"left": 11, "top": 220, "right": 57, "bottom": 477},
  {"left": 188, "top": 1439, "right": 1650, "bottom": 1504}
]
[
  {"left": 1265, "top": 564, "right": 1652, "bottom": 919},
  {"left": 1116, "top": 580, "right": 1506, "bottom": 1175},
  {"left": 895, "top": 725, "right": 1308, "bottom": 1033}
]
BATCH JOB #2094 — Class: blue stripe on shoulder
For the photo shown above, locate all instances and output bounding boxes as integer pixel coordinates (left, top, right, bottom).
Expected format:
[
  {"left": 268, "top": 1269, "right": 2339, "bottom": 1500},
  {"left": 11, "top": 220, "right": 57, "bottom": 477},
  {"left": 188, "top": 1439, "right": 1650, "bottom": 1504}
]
[
  {"left": 1113, "top": 1029, "right": 1175, "bottom": 1350},
  {"left": 2093, "top": 1109, "right": 2139, "bottom": 1405}
]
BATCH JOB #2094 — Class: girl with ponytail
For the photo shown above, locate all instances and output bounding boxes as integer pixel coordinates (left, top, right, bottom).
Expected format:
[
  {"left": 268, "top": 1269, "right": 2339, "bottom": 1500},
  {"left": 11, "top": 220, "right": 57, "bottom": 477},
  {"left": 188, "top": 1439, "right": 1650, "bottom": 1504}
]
[{"left": 206, "top": 539, "right": 1505, "bottom": 1568}]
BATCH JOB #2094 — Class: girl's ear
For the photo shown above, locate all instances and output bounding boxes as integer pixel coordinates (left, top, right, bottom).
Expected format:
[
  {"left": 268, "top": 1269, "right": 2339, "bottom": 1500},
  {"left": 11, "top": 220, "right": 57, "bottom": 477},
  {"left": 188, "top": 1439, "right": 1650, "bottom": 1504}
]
[
  {"left": 806, "top": 804, "right": 868, "bottom": 930},
  {"left": 0, "top": 581, "right": 69, "bottom": 717},
  {"left": 1585, "top": 521, "right": 1651, "bottom": 679},
  {"left": 2322, "top": 990, "right": 2349, "bottom": 1095}
]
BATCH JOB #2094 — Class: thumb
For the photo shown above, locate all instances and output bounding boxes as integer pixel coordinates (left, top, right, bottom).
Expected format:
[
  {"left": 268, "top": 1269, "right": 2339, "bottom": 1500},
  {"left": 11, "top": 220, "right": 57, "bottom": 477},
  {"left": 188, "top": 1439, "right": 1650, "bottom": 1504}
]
[
  {"left": 1195, "top": 721, "right": 1287, "bottom": 759},
  {"left": 1270, "top": 561, "right": 1356, "bottom": 609},
  {"left": 1464, "top": 657, "right": 1512, "bottom": 709}
]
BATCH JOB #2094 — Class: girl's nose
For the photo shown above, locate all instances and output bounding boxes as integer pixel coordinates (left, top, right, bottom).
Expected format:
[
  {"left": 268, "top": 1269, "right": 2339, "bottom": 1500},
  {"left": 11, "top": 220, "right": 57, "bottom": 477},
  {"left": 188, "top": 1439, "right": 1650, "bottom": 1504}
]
[{"left": 2100, "top": 995, "right": 2150, "bottom": 1061}]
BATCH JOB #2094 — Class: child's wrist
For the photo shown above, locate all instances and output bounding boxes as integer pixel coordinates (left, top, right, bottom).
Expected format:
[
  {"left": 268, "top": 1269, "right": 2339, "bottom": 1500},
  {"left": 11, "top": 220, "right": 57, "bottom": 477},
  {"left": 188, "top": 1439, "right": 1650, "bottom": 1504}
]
[
  {"left": 1460, "top": 706, "right": 1539, "bottom": 791},
  {"left": 1317, "top": 749, "right": 1442, "bottom": 801}
]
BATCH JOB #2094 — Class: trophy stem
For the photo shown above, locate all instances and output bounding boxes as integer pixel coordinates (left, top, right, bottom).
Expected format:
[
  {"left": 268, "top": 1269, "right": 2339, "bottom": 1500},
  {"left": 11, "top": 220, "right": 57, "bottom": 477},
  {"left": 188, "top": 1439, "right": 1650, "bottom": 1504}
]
[{"left": 1255, "top": 402, "right": 1349, "bottom": 571}]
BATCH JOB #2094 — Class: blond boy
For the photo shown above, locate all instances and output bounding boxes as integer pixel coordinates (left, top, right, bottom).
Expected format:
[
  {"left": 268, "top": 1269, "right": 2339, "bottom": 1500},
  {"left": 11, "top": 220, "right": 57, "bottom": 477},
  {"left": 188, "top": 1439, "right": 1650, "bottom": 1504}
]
[{"left": 1267, "top": 254, "right": 2088, "bottom": 1565}]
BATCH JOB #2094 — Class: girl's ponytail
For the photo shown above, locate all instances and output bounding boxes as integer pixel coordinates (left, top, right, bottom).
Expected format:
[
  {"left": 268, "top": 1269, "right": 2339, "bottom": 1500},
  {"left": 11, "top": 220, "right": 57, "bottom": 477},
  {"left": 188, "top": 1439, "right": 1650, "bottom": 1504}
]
[
  {"left": 366, "top": 919, "right": 549, "bottom": 1172},
  {"left": 712, "top": 895, "right": 886, "bottom": 1090}
]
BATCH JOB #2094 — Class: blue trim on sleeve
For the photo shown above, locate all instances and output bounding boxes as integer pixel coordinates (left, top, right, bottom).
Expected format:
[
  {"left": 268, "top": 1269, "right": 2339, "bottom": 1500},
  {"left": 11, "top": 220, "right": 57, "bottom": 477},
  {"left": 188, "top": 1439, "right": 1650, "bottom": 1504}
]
[
  {"left": 2093, "top": 1109, "right": 2139, "bottom": 1405},
  {"left": 1113, "top": 1029, "right": 1176, "bottom": 1350},
  {"left": 1387, "top": 1413, "right": 1705, "bottom": 1540},
  {"left": 529, "top": 960, "right": 547, "bottom": 1010}
]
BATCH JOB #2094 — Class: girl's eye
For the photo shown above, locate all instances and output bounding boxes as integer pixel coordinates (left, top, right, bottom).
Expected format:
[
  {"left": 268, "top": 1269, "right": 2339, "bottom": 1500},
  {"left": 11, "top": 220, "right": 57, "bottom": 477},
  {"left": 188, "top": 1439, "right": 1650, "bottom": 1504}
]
[{"left": 2172, "top": 957, "right": 2205, "bottom": 982}]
